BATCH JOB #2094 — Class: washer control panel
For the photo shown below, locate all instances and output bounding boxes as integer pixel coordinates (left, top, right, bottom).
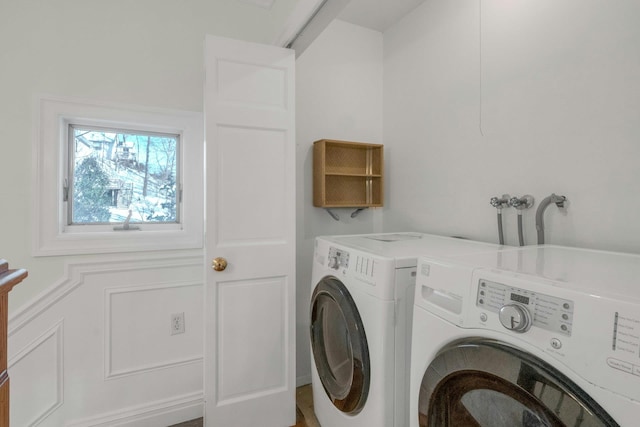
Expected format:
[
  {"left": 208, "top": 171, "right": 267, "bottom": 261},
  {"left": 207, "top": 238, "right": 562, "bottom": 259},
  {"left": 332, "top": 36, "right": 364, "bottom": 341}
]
[
  {"left": 327, "top": 247, "right": 349, "bottom": 270},
  {"left": 476, "top": 279, "right": 574, "bottom": 336}
]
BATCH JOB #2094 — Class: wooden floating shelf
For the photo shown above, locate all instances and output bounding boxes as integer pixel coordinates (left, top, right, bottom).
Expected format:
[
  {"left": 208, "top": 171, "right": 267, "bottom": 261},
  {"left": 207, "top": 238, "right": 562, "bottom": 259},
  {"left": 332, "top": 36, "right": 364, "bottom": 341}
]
[{"left": 313, "top": 139, "right": 384, "bottom": 209}]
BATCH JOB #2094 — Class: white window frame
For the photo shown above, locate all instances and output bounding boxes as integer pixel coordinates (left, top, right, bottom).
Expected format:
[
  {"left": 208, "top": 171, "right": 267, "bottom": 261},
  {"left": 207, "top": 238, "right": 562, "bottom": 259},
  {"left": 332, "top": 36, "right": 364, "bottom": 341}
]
[{"left": 33, "top": 95, "right": 204, "bottom": 256}]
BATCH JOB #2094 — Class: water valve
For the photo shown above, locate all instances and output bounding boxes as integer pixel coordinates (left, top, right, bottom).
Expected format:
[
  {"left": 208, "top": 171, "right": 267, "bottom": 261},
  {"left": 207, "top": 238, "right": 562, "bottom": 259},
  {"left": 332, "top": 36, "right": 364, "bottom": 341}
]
[
  {"left": 509, "top": 195, "right": 534, "bottom": 210},
  {"left": 490, "top": 195, "right": 510, "bottom": 209}
]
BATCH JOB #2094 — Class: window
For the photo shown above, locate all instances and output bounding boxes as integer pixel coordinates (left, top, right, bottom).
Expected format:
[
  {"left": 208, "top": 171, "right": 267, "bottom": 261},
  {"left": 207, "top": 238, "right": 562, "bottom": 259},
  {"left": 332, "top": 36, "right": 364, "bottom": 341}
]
[
  {"left": 67, "top": 125, "right": 180, "bottom": 227},
  {"left": 34, "top": 96, "right": 204, "bottom": 256}
]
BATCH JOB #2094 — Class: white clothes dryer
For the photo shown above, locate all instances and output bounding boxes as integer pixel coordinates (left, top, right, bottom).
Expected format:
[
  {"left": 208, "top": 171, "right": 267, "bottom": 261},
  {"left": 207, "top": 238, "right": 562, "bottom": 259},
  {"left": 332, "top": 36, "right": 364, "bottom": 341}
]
[
  {"left": 309, "top": 233, "right": 501, "bottom": 427},
  {"left": 410, "top": 245, "right": 640, "bottom": 427}
]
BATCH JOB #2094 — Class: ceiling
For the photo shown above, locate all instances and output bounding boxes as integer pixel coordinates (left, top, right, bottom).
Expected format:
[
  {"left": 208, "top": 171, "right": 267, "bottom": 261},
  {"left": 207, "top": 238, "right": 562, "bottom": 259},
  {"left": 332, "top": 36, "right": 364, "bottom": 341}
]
[
  {"left": 284, "top": 0, "right": 427, "bottom": 56},
  {"left": 337, "top": 0, "right": 426, "bottom": 32}
]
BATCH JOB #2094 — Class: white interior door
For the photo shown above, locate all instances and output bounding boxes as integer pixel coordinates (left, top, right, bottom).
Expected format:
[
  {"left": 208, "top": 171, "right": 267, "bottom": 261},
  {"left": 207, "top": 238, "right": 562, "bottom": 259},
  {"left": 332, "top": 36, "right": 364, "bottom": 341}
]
[{"left": 203, "top": 35, "right": 296, "bottom": 427}]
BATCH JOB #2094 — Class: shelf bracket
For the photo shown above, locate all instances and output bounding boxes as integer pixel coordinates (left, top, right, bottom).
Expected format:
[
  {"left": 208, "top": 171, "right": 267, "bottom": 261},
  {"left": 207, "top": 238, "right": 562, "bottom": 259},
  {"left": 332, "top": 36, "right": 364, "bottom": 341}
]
[
  {"left": 350, "top": 208, "right": 368, "bottom": 218},
  {"left": 325, "top": 209, "right": 340, "bottom": 221}
]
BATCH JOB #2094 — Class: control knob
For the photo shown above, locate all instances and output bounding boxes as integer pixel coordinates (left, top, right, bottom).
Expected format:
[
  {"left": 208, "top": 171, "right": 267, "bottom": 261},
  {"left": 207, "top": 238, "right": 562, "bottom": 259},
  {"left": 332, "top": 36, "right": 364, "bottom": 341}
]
[
  {"left": 499, "top": 304, "right": 532, "bottom": 333},
  {"left": 328, "top": 256, "right": 340, "bottom": 270}
]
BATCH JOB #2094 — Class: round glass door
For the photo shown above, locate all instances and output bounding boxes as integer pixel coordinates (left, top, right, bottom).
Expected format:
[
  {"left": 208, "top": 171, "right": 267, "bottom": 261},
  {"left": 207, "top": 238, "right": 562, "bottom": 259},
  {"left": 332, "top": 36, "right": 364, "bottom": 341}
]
[
  {"left": 310, "top": 276, "right": 370, "bottom": 415},
  {"left": 418, "top": 339, "right": 619, "bottom": 427}
]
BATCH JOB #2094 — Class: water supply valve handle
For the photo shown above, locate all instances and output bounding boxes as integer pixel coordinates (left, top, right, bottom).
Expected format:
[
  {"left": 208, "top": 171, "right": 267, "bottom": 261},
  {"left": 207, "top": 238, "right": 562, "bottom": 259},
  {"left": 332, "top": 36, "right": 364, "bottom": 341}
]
[
  {"left": 490, "top": 194, "right": 510, "bottom": 209},
  {"left": 509, "top": 195, "right": 534, "bottom": 210}
]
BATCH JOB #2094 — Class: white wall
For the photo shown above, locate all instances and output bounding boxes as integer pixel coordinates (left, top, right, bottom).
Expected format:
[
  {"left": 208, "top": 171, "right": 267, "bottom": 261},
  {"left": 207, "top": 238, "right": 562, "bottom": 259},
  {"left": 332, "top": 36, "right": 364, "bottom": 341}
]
[
  {"left": 296, "top": 0, "right": 640, "bottom": 385},
  {"left": 1, "top": 0, "right": 297, "bottom": 311},
  {"left": 9, "top": 254, "right": 204, "bottom": 426},
  {"left": 295, "top": 19, "right": 383, "bottom": 384},
  {"left": 383, "top": 0, "right": 640, "bottom": 253},
  {"left": 0, "top": 0, "right": 297, "bottom": 424}
]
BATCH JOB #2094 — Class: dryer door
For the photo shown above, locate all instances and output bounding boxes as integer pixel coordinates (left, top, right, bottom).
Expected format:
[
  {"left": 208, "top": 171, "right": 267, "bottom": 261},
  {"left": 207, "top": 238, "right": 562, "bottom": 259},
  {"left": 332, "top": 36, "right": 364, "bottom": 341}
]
[
  {"left": 310, "top": 276, "right": 370, "bottom": 415},
  {"left": 418, "top": 339, "right": 618, "bottom": 427}
]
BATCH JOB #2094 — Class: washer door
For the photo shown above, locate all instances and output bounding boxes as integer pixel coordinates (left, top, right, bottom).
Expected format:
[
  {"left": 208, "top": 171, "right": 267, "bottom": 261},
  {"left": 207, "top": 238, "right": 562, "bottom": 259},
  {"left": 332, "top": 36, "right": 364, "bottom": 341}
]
[
  {"left": 310, "top": 276, "right": 370, "bottom": 415},
  {"left": 418, "top": 339, "right": 619, "bottom": 427}
]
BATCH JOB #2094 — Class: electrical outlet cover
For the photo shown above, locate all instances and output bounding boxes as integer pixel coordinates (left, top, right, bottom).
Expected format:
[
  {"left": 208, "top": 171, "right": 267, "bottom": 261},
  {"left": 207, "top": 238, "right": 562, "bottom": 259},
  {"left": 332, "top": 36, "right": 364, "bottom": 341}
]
[{"left": 171, "top": 312, "right": 185, "bottom": 335}]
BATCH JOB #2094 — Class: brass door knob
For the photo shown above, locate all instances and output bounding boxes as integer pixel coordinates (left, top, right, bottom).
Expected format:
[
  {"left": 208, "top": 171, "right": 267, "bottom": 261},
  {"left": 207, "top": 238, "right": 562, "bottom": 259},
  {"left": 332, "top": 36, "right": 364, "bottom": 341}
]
[{"left": 212, "top": 257, "right": 228, "bottom": 271}]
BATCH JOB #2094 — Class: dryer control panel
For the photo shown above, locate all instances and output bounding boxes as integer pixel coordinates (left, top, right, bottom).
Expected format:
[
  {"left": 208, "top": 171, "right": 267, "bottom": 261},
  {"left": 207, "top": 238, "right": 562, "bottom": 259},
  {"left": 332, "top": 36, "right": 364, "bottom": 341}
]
[
  {"left": 328, "top": 247, "right": 349, "bottom": 270},
  {"left": 327, "top": 246, "right": 379, "bottom": 279},
  {"left": 319, "top": 241, "right": 398, "bottom": 301},
  {"left": 476, "top": 279, "right": 575, "bottom": 336}
]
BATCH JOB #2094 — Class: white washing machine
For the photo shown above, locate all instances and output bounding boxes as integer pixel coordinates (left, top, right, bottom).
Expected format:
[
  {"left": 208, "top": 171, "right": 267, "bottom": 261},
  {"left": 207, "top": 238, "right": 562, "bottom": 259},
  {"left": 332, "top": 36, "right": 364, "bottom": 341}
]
[
  {"left": 309, "top": 232, "right": 502, "bottom": 427},
  {"left": 410, "top": 245, "right": 640, "bottom": 427}
]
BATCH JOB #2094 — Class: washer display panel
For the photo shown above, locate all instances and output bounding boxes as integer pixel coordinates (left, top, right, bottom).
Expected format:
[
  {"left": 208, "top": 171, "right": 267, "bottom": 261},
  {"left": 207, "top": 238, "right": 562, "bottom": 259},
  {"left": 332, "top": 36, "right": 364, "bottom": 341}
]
[
  {"left": 310, "top": 276, "right": 370, "bottom": 414},
  {"left": 419, "top": 340, "right": 618, "bottom": 427}
]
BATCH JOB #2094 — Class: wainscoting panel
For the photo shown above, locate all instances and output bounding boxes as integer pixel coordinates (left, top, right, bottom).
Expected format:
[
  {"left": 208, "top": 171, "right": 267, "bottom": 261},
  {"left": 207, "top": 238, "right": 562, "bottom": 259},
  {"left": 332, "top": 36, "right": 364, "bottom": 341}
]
[
  {"left": 7, "top": 252, "right": 205, "bottom": 426},
  {"left": 8, "top": 321, "right": 63, "bottom": 427},
  {"left": 105, "top": 282, "right": 203, "bottom": 379}
]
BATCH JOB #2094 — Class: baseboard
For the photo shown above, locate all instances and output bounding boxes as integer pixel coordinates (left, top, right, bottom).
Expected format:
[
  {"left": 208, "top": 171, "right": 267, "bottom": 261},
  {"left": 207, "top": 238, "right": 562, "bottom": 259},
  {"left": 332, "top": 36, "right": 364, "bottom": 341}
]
[
  {"left": 65, "top": 392, "right": 203, "bottom": 427},
  {"left": 296, "top": 374, "right": 312, "bottom": 387}
]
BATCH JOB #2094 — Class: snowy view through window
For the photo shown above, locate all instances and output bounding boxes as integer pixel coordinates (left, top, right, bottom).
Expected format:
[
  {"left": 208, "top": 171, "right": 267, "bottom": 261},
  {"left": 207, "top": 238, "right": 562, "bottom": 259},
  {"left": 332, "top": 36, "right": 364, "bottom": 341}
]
[{"left": 70, "top": 125, "right": 179, "bottom": 225}]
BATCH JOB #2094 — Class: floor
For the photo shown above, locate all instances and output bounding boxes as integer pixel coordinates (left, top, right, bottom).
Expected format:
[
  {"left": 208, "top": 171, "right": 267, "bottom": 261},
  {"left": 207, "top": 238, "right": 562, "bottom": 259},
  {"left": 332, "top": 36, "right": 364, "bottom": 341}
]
[
  {"left": 169, "top": 384, "right": 319, "bottom": 427},
  {"left": 295, "top": 384, "right": 320, "bottom": 427}
]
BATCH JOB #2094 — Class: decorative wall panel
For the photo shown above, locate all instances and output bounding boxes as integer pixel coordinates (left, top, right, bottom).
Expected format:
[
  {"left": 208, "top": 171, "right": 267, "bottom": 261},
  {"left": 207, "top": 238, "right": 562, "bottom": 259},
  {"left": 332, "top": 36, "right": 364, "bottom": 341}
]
[
  {"left": 9, "top": 321, "right": 63, "bottom": 426},
  {"left": 8, "top": 253, "right": 204, "bottom": 426},
  {"left": 105, "top": 282, "right": 203, "bottom": 379}
]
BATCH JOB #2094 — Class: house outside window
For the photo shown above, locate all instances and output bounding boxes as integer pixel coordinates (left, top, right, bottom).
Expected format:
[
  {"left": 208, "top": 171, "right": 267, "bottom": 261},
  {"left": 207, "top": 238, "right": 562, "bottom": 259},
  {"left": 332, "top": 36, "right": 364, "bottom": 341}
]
[{"left": 67, "top": 125, "right": 180, "bottom": 227}]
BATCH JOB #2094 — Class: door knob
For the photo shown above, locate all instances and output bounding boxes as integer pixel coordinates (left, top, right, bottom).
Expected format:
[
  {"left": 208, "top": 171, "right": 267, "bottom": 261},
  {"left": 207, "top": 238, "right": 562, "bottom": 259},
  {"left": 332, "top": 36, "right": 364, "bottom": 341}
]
[{"left": 212, "top": 257, "right": 228, "bottom": 271}]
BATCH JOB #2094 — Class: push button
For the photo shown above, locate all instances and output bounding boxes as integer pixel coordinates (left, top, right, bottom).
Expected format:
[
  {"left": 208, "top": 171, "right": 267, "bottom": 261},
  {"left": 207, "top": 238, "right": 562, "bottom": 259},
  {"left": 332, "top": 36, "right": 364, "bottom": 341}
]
[{"left": 607, "top": 357, "right": 633, "bottom": 374}]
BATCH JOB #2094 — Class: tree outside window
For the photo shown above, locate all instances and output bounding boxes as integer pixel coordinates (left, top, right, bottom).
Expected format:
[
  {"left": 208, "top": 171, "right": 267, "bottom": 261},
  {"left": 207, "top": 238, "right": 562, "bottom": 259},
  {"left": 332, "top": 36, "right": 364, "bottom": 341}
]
[{"left": 69, "top": 125, "right": 180, "bottom": 225}]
